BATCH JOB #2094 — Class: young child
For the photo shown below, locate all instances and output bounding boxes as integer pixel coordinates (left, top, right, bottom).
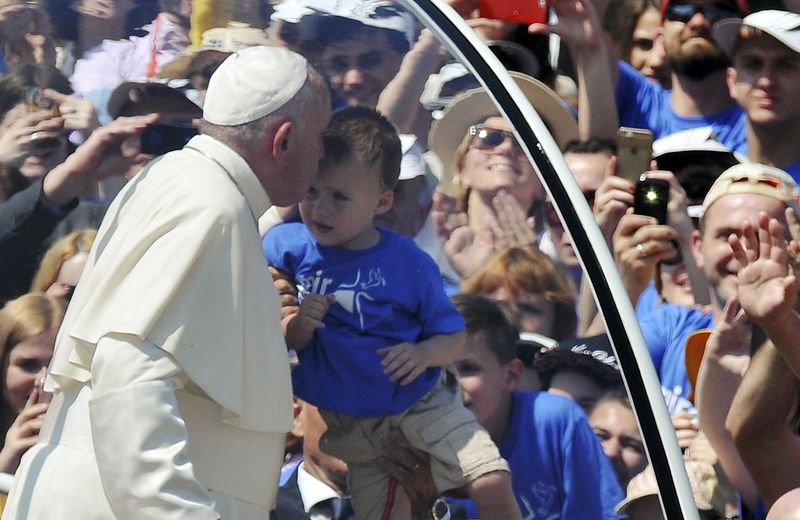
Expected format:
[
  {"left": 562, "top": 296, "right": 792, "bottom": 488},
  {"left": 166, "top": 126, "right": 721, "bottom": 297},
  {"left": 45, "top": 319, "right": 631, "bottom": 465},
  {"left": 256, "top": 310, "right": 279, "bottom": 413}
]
[
  {"left": 447, "top": 294, "right": 624, "bottom": 519},
  {"left": 263, "top": 106, "right": 521, "bottom": 519}
]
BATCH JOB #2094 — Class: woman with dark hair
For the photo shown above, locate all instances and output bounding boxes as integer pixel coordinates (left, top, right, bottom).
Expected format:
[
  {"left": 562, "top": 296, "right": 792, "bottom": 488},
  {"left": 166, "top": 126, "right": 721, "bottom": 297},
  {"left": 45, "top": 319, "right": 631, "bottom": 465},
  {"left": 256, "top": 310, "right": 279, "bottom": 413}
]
[{"left": 603, "top": 0, "right": 671, "bottom": 87}]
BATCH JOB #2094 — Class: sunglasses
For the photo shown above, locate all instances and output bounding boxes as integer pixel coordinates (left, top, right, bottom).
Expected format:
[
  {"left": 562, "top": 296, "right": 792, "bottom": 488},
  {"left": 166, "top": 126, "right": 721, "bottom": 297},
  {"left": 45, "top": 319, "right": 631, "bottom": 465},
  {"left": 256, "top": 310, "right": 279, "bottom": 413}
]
[
  {"left": 664, "top": 3, "right": 740, "bottom": 24},
  {"left": 468, "top": 124, "right": 524, "bottom": 154}
]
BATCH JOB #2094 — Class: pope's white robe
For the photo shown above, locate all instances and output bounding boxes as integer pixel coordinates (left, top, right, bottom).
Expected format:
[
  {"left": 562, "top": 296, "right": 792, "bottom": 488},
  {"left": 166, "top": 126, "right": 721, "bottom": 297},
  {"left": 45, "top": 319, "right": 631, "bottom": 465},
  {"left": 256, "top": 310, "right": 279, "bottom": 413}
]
[{"left": 3, "top": 134, "right": 294, "bottom": 519}]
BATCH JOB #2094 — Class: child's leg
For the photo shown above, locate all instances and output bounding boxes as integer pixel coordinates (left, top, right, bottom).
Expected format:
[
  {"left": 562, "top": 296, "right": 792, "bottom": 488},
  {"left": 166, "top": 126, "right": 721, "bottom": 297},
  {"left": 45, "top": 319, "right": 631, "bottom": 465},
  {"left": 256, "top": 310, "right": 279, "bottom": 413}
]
[
  {"left": 465, "top": 470, "right": 523, "bottom": 520},
  {"left": 348, "top": 460, "right": 401, "bottom": 520}
]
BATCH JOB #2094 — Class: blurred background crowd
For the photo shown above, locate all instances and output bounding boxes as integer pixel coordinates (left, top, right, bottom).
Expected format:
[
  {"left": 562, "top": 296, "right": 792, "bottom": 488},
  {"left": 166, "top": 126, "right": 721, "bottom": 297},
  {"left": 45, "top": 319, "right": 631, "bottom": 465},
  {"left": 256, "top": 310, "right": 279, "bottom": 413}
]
[{"left": 2, "top": 0, "right": 800, "bottom": 518}]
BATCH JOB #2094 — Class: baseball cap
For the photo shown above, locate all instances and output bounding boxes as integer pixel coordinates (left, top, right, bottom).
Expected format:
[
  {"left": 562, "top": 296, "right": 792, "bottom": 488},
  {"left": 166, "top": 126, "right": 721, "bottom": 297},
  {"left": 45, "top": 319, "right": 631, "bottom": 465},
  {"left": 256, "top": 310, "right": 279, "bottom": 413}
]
[
  {"left": 159, "top": 22, "right": 271, "bottom": 80},
  {"left": 714, "top": 10, "right": 800, "bottom": 58},
  {"left": 270, "top": 0, "right": 416, "bottom": 43},
  {"left": 533, "top": 334, "right": 622, "bottom": 389},
  {"left": 0, "top": 0, "right": 36, "bottom": 16},
  {"left": 701, "top": 162, "right": 800, "bottom": 217},
  {"left": 203, "top": 46, "right": 308, "bottom": 126}
]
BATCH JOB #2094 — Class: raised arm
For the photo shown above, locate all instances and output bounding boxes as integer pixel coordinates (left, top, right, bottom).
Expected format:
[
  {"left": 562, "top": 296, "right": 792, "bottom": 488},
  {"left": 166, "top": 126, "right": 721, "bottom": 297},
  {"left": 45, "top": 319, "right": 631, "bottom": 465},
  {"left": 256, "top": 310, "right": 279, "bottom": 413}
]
[{"left": 531, "top": 0, "right": 618, "bottom": 139}]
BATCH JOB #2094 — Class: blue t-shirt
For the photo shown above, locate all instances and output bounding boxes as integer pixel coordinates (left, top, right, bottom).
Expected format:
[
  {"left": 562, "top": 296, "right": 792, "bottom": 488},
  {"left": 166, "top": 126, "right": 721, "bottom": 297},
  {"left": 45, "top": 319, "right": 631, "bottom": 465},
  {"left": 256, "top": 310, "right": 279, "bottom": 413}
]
[
  {"left": 263, "top": 222, "right": 465, "bottom": 417},
  {"left": 448, "top": 392, "right": 624, "bottom": 519},
  {"left": 783, "top": 159, "right": 800, "bottom": 185},
  {"left": 640, "top": 304, "right": 714, "bottom": 412},
  {"left": 616, "top": 60, "right": 747, "bottom": 153}
]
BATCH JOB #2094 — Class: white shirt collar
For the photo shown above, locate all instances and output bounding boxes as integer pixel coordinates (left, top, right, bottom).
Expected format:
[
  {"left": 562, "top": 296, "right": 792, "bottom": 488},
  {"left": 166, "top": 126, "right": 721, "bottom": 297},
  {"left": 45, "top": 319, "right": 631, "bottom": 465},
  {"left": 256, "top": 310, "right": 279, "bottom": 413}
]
[{"left": 296, "top": 462, "right": 342, "bottom": 513}]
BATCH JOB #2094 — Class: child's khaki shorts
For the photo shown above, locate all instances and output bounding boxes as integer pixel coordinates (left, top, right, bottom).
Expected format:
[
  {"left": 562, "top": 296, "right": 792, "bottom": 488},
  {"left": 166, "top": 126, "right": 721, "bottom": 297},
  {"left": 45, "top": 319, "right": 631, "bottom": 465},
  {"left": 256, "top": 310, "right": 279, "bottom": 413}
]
[{"left": 320, "top": 369, "right": 509, "bottom": 519}]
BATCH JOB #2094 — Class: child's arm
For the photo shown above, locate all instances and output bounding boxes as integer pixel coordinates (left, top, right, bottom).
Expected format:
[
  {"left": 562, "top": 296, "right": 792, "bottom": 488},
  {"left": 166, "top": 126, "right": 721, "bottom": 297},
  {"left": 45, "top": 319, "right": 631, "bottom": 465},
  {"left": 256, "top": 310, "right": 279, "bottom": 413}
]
[
  {"left": 377, "top": 332, "right": 466, "bottom": 386},
  {"left": 283, "top": 293, "right": 336, "bottom": 351}
]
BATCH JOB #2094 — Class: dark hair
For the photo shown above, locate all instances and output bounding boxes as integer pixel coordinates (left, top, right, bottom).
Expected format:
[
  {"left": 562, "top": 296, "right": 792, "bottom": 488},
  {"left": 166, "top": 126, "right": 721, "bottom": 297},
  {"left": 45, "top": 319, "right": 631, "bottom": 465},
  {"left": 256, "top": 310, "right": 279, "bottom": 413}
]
[
  {"left": 452, "top": 294, "right": 520, "bottom": 365},
  {"left": 589, "top": 387, "right": 633, "bottom": 416},
  {"left": 322, "top": 106, "right": 402, "bottom": 189},
  {"left": 317, "top": 17, "right": 409, "bottom": 55},
  {"left": 603, "top": 0, "right": 660, "bottom": 62},
  {"left": 0, "top": 63, "right": 72, "bottom": 123},
  {"left": 563, "top": 137, "right": 617, "bottom": 156}
]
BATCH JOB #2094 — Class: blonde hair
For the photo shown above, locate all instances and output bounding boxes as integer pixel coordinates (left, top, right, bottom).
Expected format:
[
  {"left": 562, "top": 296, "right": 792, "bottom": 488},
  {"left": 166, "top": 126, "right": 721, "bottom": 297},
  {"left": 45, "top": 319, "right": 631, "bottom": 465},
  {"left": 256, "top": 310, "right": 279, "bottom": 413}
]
[
  {"left": 31, "top": 229, "right": 96, "bottom": 293},
  {"left": 461, "top": 246, "right": 577, "bottom": 340},
  {"left": 0, "top": 293, "right": 64, "bottom": 422}
]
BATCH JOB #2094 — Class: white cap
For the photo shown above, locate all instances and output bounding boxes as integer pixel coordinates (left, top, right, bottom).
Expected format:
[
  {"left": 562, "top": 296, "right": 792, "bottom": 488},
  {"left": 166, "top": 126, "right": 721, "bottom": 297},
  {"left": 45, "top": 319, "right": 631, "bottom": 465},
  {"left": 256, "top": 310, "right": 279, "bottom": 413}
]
[
  {"left": 399, "top": 134, "right": 427, "bottom": 180},
  {"left": 271, "top": 0, "right": 415, "bottom": 43},
  {"left": 714, "top": 10, "right": 800, "bottom": 57},
  {"left": 203, "top": 46, "right": 308, "bottom": 126},
  {"left": 652, "top": 127, "right": 737, "bottom": 159}
]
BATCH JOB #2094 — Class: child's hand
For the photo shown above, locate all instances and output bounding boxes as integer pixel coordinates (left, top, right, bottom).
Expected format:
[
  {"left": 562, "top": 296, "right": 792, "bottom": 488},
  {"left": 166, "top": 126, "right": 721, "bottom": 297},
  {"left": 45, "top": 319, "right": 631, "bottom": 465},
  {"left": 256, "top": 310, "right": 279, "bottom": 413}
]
[
  {"left": 284, "top": 293, "right": 335, "bottom": 350},
  {"left": 378, "top": 342, "right": 430, "bottom": 386}
]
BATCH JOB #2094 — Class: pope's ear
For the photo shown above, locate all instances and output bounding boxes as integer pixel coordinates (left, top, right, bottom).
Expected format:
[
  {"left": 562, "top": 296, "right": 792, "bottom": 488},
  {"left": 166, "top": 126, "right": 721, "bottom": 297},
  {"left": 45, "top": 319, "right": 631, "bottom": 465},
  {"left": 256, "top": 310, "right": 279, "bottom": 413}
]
[{"left": 272, "top": 121, "right": 293, "bottom": 159}]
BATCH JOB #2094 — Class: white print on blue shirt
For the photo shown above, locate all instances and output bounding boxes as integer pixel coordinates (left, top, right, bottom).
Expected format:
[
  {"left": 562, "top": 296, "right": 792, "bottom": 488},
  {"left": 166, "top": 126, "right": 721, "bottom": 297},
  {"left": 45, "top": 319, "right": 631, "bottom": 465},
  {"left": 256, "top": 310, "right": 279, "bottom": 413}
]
[{"left": 298, "top": 268, "right": 387, "bottom": 331}]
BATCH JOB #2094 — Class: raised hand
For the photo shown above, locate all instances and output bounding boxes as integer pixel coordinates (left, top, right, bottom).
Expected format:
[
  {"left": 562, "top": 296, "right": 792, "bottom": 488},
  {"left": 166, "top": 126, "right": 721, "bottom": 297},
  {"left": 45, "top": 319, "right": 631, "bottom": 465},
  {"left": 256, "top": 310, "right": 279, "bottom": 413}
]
[
  {"left": 705, "top": 297, "right": 751, "bottom": 377},
  {"left": 0, "top": 380, "right": 49, "bottom": 473},
  {"left": 731, "top": 213, "right": 796, "bottom": 325}
]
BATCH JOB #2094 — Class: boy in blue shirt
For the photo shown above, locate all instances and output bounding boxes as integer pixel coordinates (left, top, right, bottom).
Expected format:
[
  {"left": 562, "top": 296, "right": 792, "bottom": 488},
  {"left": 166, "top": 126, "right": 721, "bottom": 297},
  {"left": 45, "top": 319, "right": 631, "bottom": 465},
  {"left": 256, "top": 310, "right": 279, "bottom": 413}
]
[
  {"left": 263, "top": 106, "right": 521, "bottom": 520},
  {"left": 447, "top": 294, "right": 624, "bottom": 519}
]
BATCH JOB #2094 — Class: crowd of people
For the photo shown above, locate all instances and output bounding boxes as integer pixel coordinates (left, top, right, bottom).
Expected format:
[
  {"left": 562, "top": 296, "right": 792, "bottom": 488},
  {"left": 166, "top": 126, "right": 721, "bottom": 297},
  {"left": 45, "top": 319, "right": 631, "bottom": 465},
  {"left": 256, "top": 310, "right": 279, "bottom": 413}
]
[{"left": 0, "top": 0, "right": 800, "bottom": 518}]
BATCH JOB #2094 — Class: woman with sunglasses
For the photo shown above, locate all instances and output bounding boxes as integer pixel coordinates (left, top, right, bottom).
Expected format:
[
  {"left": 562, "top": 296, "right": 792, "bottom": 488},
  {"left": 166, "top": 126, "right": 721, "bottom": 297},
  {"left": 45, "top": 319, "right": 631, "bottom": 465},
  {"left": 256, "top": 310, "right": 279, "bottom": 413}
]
[{"left": 428, "top": 71, "right": 578, "bottom": 281}]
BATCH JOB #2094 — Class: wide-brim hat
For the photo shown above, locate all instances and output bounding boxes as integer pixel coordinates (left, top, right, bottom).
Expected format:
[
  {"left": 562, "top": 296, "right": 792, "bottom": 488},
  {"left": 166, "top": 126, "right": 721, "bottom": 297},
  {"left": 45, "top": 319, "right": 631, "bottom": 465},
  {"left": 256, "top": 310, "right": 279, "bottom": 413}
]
[
  {"left": 428, "top": 71, "right": 578, "bottom": 195},
  {"left": 159, "top": 22, "right": 271, "bottom": 80}
]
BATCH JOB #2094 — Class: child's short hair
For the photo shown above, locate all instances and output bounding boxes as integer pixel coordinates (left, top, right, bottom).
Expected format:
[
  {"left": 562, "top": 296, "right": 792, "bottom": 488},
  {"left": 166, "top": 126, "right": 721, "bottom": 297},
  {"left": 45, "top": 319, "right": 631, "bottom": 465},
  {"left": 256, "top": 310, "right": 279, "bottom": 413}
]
[
  {"left": 322, "top": 106, "right": 402, "bottom": 189},
  {"left": 452, "top": 294, "right": 520, "bottom": 365}
]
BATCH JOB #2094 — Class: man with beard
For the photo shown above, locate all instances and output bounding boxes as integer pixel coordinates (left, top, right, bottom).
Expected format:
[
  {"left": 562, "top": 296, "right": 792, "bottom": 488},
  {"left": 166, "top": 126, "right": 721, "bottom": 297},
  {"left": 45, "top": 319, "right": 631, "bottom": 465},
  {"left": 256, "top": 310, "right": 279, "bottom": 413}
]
[
  {"left": 715, "top": 10, "right": 800, "bottom": 182},
  {"left": 541, "top": 0, "right": 749, "bottom": 151}
]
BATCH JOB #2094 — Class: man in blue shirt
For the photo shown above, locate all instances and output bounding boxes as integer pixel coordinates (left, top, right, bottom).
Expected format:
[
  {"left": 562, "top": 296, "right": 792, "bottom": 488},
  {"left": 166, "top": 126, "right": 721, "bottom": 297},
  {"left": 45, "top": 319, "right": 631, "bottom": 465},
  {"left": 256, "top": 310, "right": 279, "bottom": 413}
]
[
  {"left": 544, "top": 0, "right": 749, "bottom": 150},
  {"left": 715, "top": 10, "right": 800, "bottom": 183}
]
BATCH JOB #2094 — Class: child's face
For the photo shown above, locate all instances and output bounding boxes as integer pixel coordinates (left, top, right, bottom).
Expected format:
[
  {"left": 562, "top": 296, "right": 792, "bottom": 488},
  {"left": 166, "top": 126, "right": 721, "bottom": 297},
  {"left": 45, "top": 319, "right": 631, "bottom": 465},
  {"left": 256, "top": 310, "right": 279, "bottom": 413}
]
[
  {"left": 299, "top": 158, "right": 393, "bottom": 250},
  {"left": 453, "top": 332, "right": 518, "bottom": 441}
]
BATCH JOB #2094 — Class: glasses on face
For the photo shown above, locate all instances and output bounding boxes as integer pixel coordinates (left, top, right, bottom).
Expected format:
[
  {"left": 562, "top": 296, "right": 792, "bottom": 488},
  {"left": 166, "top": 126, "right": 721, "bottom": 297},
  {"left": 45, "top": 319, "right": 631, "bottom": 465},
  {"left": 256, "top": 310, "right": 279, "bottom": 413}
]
[
  {"left": 664, "top": 3, "right": 740, "bottom": 24},
  {"left": 468, "top": 124, "right": 524, "bottom": 154}
]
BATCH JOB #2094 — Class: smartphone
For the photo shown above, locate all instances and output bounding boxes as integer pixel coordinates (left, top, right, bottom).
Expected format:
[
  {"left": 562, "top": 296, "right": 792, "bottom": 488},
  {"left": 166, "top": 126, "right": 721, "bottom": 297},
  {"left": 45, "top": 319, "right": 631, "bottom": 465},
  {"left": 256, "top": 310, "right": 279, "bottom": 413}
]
[
  {"left": 634, "top": 177, "right": 669, "bottom": 224},
  {"left": 25, "top": 86, "right": 55, "bottom": 112},
  {"left": 635, "top": 177, "right": 683, "bottom": 264},
  {"left": 140, "top": 124, "right": 198, "bottom": 156},
  {"left": 479, "top": 0, "right": 548, "bottom": 25},
  {"left": 616, "top": 127, "right": 654, "bottom": 183}
]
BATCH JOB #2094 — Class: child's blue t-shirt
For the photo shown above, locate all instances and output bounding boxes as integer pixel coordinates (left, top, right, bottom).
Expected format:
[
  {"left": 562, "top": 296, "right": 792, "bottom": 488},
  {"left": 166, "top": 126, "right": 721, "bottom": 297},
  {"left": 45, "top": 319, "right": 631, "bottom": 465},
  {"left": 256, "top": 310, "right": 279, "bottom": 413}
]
[
  {"left": 616, "top": 60, "right": 747, "bottom": 153},
  {"left": 448, "top": 392, "right": 624, "bottom": 519},
  {"left": 263, "top": 222, "right": 465, "bottom": 417}
]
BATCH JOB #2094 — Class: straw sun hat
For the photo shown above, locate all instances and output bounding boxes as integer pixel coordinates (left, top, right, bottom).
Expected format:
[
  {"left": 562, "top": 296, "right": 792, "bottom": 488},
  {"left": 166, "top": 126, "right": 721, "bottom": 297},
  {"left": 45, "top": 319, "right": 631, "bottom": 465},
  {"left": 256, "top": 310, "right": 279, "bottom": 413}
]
[{"left": 428, "top": 71, "right": 578, "bottom": 195}]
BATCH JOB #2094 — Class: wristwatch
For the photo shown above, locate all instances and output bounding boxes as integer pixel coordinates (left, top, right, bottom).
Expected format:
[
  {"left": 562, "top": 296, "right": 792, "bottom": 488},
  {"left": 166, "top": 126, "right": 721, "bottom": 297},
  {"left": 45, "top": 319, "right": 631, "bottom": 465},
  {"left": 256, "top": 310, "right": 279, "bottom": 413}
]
[{"left": 432, "top": 498, "right": 450, "bottom": 520}]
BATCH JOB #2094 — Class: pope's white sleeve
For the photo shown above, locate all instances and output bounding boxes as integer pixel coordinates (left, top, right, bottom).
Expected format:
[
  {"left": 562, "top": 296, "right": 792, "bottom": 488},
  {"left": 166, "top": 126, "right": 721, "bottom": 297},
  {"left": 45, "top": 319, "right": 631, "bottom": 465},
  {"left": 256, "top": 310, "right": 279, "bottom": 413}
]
[{"left": 87, "top": 333, "right": 220, "bottom": 520}]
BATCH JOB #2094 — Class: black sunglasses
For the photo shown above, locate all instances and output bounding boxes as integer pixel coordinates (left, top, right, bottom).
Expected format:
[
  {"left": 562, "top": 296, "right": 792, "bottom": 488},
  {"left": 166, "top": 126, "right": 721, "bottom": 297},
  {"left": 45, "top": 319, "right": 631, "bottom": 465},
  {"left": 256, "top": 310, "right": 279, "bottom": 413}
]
[
  {"left": 468, "top": 124, "right": 524, "bottom": 154},
  {"left": 664, "top": 3, "right": 740, "bottom": 24}
]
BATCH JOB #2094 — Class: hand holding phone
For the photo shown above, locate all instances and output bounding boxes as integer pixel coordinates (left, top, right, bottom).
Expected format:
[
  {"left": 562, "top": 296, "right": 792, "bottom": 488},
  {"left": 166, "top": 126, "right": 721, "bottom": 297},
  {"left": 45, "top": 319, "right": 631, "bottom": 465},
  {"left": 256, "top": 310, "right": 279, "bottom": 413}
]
[
  {"left": 634, "top": 177, "right": 682, "bottom": 264},
  {"left": 616, "top": 127, "right": 654, "bottom": 183}
]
